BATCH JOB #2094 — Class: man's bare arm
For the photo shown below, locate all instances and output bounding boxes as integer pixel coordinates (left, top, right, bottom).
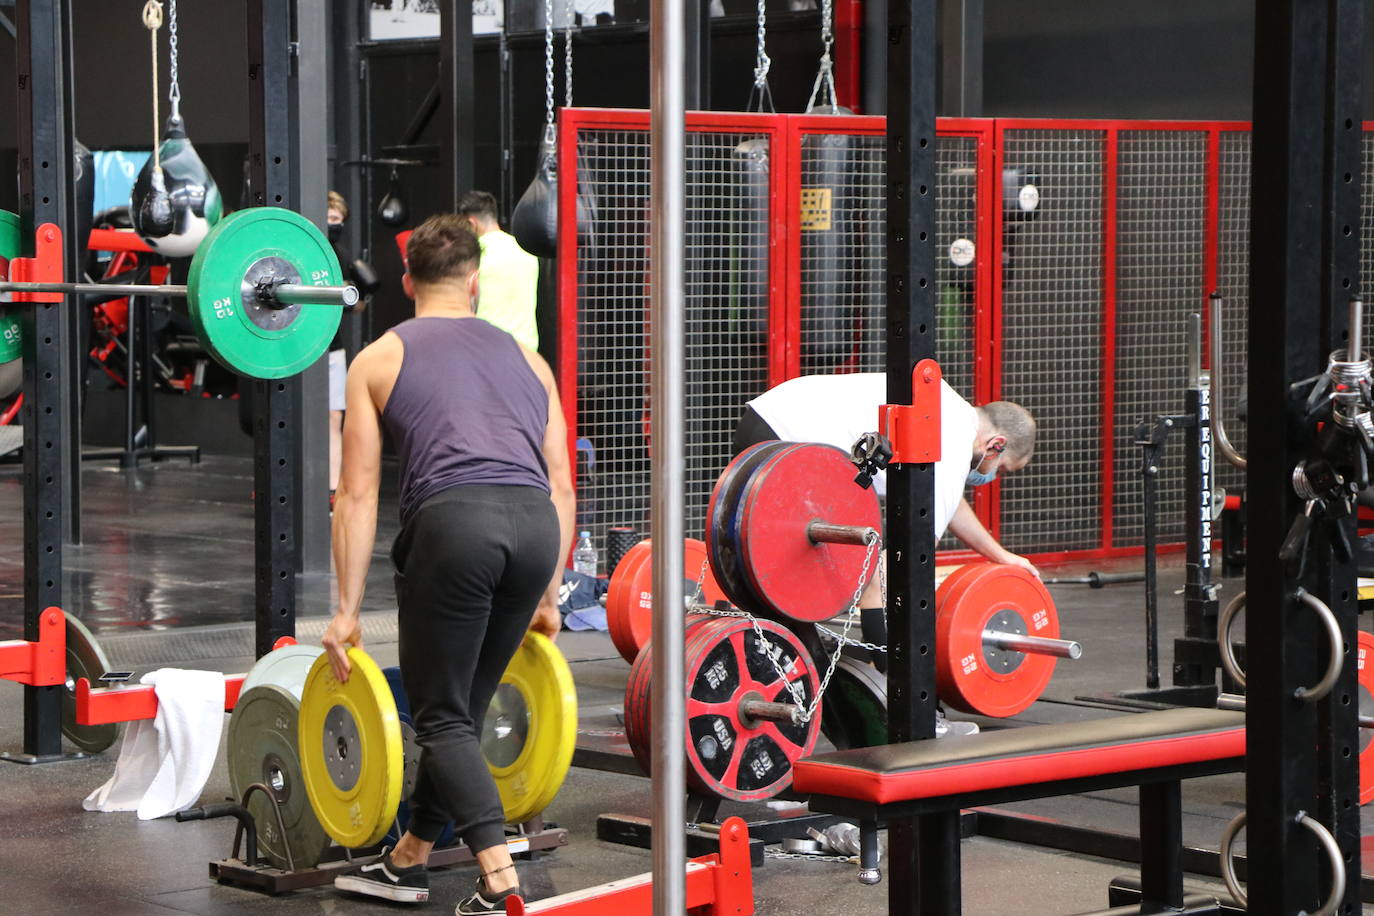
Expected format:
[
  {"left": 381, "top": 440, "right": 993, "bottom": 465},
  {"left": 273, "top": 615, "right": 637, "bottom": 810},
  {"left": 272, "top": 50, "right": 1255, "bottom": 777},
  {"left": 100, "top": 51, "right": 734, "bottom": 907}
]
[{"left": 947, "top": 499, "right": 1040, "bottom": 578}]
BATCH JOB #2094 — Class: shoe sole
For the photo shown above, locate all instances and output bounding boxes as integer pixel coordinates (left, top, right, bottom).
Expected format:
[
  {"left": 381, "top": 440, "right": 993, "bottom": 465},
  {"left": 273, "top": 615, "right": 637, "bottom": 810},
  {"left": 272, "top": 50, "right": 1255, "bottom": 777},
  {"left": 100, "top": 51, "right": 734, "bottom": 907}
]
[{"left": 335, "top": 873, "right": 430, "bottom": 903}]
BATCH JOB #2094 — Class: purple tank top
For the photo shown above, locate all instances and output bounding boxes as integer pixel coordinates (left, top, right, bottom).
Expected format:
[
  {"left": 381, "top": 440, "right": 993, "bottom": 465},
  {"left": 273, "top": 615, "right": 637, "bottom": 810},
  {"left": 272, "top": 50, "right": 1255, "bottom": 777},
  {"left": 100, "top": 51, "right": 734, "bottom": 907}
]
[{"left": 383, "top": 317, "right": 550, "bottom": 523}]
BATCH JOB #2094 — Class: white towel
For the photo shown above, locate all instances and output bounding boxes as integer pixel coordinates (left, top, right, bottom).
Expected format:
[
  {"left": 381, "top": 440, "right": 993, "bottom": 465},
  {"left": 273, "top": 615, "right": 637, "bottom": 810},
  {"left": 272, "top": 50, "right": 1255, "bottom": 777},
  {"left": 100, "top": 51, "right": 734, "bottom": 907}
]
[{"left": 83, "top": 667, "right": 227, "bottom": 820}]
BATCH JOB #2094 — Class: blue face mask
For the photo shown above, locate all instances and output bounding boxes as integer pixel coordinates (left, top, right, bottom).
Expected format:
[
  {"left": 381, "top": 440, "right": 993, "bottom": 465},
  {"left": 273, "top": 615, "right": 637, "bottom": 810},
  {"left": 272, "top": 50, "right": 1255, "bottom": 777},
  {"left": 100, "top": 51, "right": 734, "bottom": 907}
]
[{"left": 966, "top": 467, "right": 998, "bottom": 487}]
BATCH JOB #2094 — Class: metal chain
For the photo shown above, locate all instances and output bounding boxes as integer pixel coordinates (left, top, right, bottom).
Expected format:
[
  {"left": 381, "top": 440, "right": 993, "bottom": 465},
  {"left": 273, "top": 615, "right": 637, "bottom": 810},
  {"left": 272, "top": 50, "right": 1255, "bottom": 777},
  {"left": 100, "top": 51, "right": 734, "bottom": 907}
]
[
  {"left": 563, "top": 0, "right": 573, "bottom": 109},
  {"left": 805, "top": 0, "right": 839, "bottom": 113},
  {"left": 746, "top": 0, "right": 773, "bottom": 112},
  {"left": 167, "top": 0, "right": 180, "bottom": 120},
  {"left": 700, "top": 532, "right": 881, "bottom": 725},
  {"left": 815, "top": 624, "right": 886, "bottom": 654},
  {"left": 141, "top": 0, "right": 163, "bottom": 170},
  {"left": 542, "top": 0, "right": 555, "bottom": 145},
  {"left": 765, "top": 850, "right": 857, "bottom": 864}
]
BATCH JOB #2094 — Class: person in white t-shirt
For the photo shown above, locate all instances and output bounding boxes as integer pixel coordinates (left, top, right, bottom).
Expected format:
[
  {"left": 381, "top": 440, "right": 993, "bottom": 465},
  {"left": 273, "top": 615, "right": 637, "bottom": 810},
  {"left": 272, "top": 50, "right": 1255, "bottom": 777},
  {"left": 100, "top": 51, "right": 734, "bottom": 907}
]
[{"left": 735, "top": 372, "right": 1039, "bottom": 609}]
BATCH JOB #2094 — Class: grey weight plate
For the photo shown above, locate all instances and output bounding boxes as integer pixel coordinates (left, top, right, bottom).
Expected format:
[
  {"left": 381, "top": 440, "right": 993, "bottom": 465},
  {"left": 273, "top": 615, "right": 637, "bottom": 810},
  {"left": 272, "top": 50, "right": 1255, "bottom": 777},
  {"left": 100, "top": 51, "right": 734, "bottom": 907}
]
[
  {"left": 241, "top": 643, "right": 324, "bottom": 701},
  {"left": 62, "top": 615, "right": 120, "bottom": 754},
  {"left": 227, "top": 684, "right": 332, "bottom": 870}
]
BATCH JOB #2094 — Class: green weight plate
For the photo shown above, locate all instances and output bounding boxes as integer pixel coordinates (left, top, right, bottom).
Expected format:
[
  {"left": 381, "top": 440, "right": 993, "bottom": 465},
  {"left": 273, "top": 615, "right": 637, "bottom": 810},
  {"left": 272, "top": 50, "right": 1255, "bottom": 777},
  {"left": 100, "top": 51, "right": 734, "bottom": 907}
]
[
  {"left": 186, "top": 207, "right": 342, "bottom": 380},
  {"left": 0, "top": 309, "right": 20, "bottom": 365},
  {"left": 819, "top": 656, "right": 888, "bottom": 751},
  {"left": 62, "top": 616, "right": 120, "bottom": 754},
  {"left": 0, "top": 209, "right": 23, "bottom": 364},
  {"left": 0, "top": 209, "right": 21, "bottom": 259},
  {"left": 241, "top": 643, "right": 324, "bottom": 701},
  {"left": 228, "top": 684, "right": 332, "bottom": 870}
]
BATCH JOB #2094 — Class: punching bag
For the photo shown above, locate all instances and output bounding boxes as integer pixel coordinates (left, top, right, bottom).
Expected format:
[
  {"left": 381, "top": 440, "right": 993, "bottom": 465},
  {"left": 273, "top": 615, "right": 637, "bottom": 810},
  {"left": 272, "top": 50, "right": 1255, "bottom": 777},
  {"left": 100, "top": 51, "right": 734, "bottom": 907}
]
[
  {"left": 131, "top": 115, "right": 223, "bottom": 258},
  {"left": 73, "top": 140, "right": 95, "bottom": 255},
  {"left": 730, "top": 138, "right": 771, "bottom": 341},
  {"left": 377, "top": 169, "right": 408, "bottom": 228},
  {"left": 511, "top": 134, "right": 559, "bottom": 259},
  {"left": 801, "top": 107, "right": 856, "bottom": 370}
]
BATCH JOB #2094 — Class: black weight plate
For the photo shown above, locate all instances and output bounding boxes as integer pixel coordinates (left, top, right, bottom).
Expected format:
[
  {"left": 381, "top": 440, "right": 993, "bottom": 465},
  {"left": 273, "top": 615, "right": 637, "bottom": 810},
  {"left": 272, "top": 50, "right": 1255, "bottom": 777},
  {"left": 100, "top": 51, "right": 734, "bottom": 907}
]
[
  {"left": 62, "top": 615, "right": 120, "bottom": 754},
  {"left": 707, "top": 441, "right": 794, "bottom": 613},
  {"left": 819, "top": 656, "right": 889, "bottom": 751}
]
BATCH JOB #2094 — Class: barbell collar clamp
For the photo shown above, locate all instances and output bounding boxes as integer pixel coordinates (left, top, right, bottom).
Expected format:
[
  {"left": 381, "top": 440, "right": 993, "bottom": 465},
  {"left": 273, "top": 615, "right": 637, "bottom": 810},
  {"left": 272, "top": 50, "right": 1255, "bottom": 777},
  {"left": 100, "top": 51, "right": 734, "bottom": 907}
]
[
  {"left": 807, "top": 521, "right": 880, "bottom": 546},
  {"left": 0, "top": 279, "right": 360, "bottom": 308},
  {"left": 982, "top": 630, "right": 1082, "bottom": 660}
]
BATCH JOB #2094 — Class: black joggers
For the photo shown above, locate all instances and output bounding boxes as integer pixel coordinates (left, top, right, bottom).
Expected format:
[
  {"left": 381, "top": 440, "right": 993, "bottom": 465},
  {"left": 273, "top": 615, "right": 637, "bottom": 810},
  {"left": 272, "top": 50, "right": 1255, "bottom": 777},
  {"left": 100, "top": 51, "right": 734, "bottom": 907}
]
[{"left": 391, "top": 484, "right": 561, "bottom": 854}]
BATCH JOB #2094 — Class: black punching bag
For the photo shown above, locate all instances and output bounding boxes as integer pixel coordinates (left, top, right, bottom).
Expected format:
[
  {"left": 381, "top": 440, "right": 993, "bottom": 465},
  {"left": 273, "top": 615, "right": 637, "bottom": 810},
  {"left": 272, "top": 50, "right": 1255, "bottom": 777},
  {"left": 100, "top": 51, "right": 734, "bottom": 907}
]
[
  {"left": 131, "top": 115, "right": 223, "bottom": 258},
  {"left": 512, "top": 133, "right": 560, "bottom": 259},
  {"left": 801, "top": 109, "right": 856, "bottom": 370},
  {"left": 377, "top": 168, "right": 408, "bottom": 227},
  {"left": 73, "top": 140, "right": 95, "bottom": 255}
]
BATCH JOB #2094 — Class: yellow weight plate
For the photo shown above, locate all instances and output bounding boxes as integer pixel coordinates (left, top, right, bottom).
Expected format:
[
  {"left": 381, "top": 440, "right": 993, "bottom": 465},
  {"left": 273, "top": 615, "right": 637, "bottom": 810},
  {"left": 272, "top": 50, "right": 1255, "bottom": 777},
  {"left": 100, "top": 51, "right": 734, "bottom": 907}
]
[
  {"left": 298, "top": 649, "right": 403, "bottom": 849},
  {"left": 482, "top": 632, "right": 578, "bottom": 825}
]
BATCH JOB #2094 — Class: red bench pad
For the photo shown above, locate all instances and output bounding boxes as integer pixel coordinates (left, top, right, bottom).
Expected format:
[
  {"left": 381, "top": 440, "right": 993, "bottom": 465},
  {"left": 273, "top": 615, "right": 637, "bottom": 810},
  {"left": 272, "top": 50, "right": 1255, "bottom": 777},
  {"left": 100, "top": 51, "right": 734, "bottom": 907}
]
[{"left": 792, "top": 708, "right": 1245, "bottom": 806}]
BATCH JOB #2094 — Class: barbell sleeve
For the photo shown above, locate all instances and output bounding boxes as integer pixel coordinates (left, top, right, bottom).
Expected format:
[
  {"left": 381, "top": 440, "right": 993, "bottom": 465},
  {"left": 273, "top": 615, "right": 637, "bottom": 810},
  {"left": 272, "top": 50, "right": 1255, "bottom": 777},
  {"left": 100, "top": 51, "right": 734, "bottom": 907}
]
[
  {"left": 738, "top": 698, "right": 801, "bottom": 724},
  {"left": 982, "top": 630, "right": 1082, "bottom": 660},
  {"left": 0, "top": 279, "right": 359, "bottom": 308},
  {"left": 807, "top": 521, "right": 880, "bottom": 546},
  {"left": 263, "top": 282, "right": 361, "bottom": 308}
]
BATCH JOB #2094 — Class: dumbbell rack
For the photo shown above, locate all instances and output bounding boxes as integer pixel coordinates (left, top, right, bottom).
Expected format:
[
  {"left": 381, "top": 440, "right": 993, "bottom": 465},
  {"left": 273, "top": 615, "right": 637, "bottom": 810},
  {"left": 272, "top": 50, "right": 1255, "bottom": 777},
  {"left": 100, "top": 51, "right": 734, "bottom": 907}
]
[{"left": 200, "top": 810, "right": 569, "bottom": 895}]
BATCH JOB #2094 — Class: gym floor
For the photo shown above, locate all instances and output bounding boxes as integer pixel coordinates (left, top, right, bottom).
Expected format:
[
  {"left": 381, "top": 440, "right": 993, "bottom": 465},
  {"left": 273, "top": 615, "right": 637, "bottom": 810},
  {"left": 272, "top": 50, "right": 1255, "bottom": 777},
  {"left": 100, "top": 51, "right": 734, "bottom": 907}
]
[{"left": 0, "top": 458, "right": 1367, "bottom": 915}]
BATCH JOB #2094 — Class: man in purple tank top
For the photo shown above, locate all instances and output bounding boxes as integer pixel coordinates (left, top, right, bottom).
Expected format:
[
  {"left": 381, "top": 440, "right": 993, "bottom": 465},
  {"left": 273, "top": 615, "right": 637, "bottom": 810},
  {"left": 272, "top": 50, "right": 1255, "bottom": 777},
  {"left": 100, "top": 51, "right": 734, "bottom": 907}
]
[{"left": 321, "top": 214, "right": 574, "bottom": 914}]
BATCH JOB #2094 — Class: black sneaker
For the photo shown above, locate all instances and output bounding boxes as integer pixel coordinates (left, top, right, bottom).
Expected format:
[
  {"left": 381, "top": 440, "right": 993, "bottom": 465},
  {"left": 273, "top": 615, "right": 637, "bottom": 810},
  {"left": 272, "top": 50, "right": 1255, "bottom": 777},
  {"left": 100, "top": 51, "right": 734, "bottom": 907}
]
[
  {"left": 335, "top": 847, "right": 430, "bottom": 903},
  {"left": 454, "top": 877, "right": 521, "bottom": 915}
]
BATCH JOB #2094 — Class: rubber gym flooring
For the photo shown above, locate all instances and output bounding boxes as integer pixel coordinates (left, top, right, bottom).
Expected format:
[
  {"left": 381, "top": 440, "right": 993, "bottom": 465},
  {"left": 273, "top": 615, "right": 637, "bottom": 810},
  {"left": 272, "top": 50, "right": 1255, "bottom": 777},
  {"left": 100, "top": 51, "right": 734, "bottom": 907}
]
[{"left": 0, "top": 456, "right": 1370, "bottom": 914}]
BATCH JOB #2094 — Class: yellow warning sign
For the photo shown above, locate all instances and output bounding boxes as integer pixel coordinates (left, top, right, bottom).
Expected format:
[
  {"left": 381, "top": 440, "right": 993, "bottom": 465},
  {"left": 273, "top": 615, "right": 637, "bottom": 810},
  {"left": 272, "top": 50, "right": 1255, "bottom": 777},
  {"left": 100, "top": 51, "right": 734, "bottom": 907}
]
[{"left": 799, "top": 188, "right": 833, "bottom": 231}]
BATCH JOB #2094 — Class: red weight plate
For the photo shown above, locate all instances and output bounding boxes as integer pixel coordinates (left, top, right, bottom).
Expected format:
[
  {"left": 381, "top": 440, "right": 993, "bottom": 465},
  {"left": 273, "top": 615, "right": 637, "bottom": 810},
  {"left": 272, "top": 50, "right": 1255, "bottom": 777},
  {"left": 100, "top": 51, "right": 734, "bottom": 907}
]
[
  {"left": 935, "top": 563, "right": 1060, "bottom": 717},
  {"left": 623, "top": 615, "right": 716, "bottom": 778},
  {"left": 682, "top": 617, "right": 821, "bottom": 802},
  {"left": 1359, "top": 631, "right": 1374, "bottom": 805},
  {"left": 707, "top": 441, "right": 797, "bottom": 614},
  {"left": 607, "top": 541, "right": 654, "bottom": 664},
  {"left": 608, "top": 539, "right": 727, "bottom": 665},
  {"left": 737, "top": 443, "right": 882, "bottom": 624}
]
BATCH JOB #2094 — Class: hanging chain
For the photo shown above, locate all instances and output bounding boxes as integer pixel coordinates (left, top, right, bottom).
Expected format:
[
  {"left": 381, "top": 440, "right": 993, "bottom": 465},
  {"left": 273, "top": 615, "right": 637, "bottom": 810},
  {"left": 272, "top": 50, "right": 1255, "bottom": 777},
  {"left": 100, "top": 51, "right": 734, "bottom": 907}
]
[
  {"left": 542, "top": 0, "right": 555, "bottom": 146},
  {"left": 167, "top": 0, "right": 180, "bottom": 121},
  {"left": 563, "top": 0, "right": 573, "bottom": 109},
  {"left": 805, "top": 0, "right": 839, "bottom": 113},
  {"left": 141, "top": 0, "right": 163, "bottom": 170},
  {"left": 695, "top": 532, "right": 881, "bottom": 725},
  {"left": 746, "top": 0, "right": 773, "bottom": 113}
]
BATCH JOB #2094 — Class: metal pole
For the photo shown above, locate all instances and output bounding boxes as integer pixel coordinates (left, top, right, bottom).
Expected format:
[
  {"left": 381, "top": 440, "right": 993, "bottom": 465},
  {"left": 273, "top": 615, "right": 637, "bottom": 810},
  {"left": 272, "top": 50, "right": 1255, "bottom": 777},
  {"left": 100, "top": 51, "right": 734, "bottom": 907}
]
[
  {"left": 0, "top": 281, "right": 358, "bottom": 305},
  {"left": 648, "top": 0, "right": 685, "bottom": 905}
]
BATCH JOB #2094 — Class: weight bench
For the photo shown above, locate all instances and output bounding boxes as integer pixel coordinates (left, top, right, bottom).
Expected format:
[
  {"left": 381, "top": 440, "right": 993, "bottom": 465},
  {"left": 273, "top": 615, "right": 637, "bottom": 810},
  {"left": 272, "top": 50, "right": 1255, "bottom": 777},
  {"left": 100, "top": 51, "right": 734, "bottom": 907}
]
[{"left": 792, "top": 708, "right": 1246, "bottom": 916}]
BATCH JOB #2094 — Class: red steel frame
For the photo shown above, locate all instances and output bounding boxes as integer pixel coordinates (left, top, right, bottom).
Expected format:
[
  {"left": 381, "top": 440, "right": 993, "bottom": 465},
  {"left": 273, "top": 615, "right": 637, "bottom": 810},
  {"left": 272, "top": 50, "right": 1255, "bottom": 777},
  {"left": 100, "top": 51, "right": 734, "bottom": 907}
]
[{"left": 556, "top": 112, "right": 1263, "bottom": 565}]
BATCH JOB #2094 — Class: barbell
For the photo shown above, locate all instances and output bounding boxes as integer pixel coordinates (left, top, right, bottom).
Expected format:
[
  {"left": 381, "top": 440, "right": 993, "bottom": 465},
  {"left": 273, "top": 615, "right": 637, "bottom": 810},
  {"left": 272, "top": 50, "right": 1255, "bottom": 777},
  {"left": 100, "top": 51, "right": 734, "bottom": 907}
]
[{"left": 0, "top": 207, "right": 358, "bottom": 379}]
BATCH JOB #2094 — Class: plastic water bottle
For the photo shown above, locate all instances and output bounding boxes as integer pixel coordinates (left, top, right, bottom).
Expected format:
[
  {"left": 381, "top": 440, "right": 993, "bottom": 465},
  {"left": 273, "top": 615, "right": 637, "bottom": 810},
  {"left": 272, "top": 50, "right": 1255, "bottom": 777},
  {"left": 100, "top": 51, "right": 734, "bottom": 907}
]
[{"left": 573, "top": 531, "right": 598, "bottom": 577}]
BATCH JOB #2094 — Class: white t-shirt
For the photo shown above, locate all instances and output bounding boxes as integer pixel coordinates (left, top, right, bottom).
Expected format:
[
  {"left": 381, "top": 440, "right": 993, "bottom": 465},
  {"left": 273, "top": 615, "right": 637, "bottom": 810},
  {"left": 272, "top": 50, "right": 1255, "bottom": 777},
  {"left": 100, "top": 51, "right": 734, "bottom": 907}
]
[{"left": 747, "top": 373, "right": 978, "bottom": 538}]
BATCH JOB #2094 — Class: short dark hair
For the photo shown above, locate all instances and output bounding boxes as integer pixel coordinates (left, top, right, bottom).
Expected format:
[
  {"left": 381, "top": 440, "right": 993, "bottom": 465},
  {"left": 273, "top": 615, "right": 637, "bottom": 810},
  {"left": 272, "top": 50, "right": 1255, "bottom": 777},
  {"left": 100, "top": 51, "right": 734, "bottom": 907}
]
[
  {"left": 981, "top": 401, "right": 1037, "bottom": 461},
  {"left": 455, "top": 190, "right": 500, "bottom": 223},
  {"left": 405, "top": 214, "right": 480, "bottom": 286}
]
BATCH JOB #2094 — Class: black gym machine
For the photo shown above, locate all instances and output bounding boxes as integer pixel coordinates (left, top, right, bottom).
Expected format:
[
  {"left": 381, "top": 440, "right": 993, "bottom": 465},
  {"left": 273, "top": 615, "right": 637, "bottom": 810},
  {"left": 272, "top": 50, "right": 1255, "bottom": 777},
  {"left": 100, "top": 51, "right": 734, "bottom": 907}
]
[{"left": 868, "top": 0, "right": 1366, "bottom": 913}]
